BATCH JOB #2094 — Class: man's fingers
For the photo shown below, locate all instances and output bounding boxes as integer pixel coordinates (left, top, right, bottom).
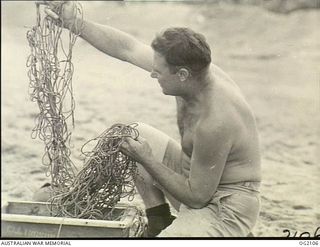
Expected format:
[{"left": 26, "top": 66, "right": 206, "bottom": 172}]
[
  {"left": 121, "top": 139, "right": 129, "bottom": 148},
  {"left": 36, "top": 1, "right": 57, "bottom": 7},
  {"left": 36, "top": 1, "right": 66, "bottom": 10},
  {"left": 135, "top": 136, "right": 145, "bottom": 143},
  {"left": 44, "top": 8, "right": 60, "bottom": 20},
  {"left": 35, "top": 1, "right": 48, "bottom": 5},
  {"left": 120, "top": 136, "right": 144, "bottom": 151},
  {"left": 120, "top": 141, "right": 131, "bottom": 156}
]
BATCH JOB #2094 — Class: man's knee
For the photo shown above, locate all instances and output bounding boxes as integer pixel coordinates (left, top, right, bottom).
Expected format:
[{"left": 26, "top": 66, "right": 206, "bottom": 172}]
[
  {"left": 135, "top": 122, "right": 166, "bottom": 140},
  {"left": 135, "top": 122, "right": 170, "bottom": 163}
]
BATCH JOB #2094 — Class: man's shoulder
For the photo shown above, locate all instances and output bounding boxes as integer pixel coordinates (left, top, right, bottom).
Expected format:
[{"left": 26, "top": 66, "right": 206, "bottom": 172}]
[
  {"left": 200, "top": 94, "right": 240, "bottom": 129},
  {"left": 196, "top": 115, "right": 235, "bottom": 139}
]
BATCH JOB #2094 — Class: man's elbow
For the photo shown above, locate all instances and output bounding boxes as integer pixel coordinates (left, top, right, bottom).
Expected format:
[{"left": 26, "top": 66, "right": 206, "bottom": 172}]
[
  {"left": 186, "top": 194, "right": 212, "bottom": 209},
  {"left": 184, "top": 182, "right": 213, "bottom": 208}
]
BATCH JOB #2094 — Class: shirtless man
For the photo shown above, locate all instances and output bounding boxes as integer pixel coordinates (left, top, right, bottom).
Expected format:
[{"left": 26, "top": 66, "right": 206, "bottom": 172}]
[{"left": 42, "top": 1, "right": 261, "bottom": 237}]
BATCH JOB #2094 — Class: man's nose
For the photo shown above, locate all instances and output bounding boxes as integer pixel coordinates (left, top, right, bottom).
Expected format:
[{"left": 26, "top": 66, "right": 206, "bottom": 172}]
[{"left": 150, "top": 71, "right": 158, "bottom": 79}]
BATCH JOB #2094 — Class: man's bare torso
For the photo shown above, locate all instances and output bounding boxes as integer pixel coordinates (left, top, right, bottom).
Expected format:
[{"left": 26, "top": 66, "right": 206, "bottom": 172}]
[{"left": 176, "top": 64, "right": 261, "bottom": 184}]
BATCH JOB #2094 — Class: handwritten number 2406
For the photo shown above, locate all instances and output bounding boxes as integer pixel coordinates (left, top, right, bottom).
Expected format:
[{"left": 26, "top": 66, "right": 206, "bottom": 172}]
[{"left": 283, "top": 227, "right": 320, "bottom": 238}]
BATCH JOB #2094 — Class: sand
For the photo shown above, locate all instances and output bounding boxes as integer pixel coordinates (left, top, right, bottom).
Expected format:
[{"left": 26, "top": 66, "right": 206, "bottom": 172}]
[{"left": 1, "top": 1, "right": 319, "bottom": 237}]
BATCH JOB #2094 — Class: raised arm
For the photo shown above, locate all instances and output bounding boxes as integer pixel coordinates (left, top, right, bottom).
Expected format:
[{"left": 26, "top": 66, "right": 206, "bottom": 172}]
[
  {"left": 77, "top": 20, "right": 153, "bottom": 72},
  {"left": 41, "top": 1, "right": 153, "bottom": 72}
]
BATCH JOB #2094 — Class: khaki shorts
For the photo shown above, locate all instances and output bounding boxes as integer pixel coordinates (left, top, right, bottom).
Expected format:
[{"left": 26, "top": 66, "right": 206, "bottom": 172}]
[{"left": 157, "top": 140, "right": 261, "bottom": 237}]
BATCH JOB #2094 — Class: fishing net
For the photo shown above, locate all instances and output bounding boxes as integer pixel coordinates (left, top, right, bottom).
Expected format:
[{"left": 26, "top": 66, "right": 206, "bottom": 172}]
[
  {"left": 51, "top": 123, "right": 140, "bottom": 220},
  {"left": 26, "top": 2, "right": 82, "bottom": 190},
  {"left": 26, "top": 2, "right": 141, "bottom": 223}
]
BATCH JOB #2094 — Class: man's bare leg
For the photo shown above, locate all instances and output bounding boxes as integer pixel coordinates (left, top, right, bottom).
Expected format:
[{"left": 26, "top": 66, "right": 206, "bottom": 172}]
[
  {"left": 134, "top": 122, "right": 178, "bottom": 236},
  {"left": 133, "top": 123, "right": 169, "bottom": 208}
]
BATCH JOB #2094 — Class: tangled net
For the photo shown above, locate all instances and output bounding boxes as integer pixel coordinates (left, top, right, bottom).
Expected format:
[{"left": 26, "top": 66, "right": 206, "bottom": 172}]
[
  {"left": 51, "top": 123, "right": 139, "bottom": 219},
  {"left": 26, "top": 2, "right": 83, "bottom": 190},
  {"left": 26, "top": 2, "right": 141, "bottom": 222}
]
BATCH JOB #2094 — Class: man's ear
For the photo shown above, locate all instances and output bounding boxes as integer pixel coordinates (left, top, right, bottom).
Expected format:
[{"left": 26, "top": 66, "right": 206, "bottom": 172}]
[{"left": 177, "top": 68, "right": 190, "bottom": 82}]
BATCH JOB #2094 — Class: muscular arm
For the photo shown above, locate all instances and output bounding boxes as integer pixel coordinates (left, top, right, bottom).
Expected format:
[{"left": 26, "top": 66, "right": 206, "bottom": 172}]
[
  {"left": 77, "top": 19, "right": 153, "bottom": 72},
  {"left": 140, "top": 122, "right": 233, "bottom": 208},
  {"left": 43, "top": 1, "right": 153, "bottom": 71}
]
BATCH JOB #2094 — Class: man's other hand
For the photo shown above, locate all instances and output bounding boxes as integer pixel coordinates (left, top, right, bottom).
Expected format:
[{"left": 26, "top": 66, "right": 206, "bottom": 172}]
[
  {"left": 120, "top": 136, "right": 155, "bottom": 166},
  {"left": 36, "top": 1, "right": 79, "bottom": 29}
]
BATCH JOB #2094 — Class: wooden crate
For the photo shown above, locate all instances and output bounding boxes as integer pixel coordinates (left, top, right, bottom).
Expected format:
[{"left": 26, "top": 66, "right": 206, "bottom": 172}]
[{"left": 1, "top": 201, "right": 145, "bottom": 238}]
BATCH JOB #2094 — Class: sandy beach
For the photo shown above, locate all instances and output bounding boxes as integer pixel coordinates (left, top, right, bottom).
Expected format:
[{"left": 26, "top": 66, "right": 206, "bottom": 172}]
[{"left": 1, "top": 1, "right": 319, "bottom": 237}]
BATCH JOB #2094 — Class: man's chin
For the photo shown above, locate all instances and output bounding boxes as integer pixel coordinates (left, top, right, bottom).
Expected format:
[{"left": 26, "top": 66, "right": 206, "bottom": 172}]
[
  {"left": 162, "top": 91, "right": 175, "bottom": 97},
  {"left": 161, "top": 88, "right": 167, "bottom": 94},
  {"left": 161, "top": 87, "right": 175, "bottom": 96},
  {"left": 162, "top": 89, "right": 170, "bottom": 95}
]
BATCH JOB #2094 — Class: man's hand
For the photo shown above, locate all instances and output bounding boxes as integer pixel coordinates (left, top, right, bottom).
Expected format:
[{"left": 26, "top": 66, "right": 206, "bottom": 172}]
[
  {"left": 37, "top": 1, "right": 79, "bottom": 29},
  {"left": 120, "top": 136, "right": 155, "bottom": 166}
]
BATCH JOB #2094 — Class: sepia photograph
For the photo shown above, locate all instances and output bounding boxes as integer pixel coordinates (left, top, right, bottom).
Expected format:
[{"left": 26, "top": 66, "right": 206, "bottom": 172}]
[{"left": 1, "top": 0, "right": 319, "bottom": 239}]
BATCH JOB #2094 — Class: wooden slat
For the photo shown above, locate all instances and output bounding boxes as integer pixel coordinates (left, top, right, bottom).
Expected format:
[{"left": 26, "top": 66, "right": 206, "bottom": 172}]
[{"left": 1, "top": 200, "right": 142, "bottom": 238}]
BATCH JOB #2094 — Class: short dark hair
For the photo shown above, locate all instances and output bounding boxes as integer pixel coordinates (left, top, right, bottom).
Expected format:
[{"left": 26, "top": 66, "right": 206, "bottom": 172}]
[{"left": 151, "top": 27, "right": 211, "bottom": 74}]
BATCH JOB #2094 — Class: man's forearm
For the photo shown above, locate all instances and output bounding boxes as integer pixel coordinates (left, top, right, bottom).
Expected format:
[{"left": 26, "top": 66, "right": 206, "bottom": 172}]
[
  {"left": 70, "top": 18, "right": 137, "bottom": 62},
  {"left": 141, "top": 158, "right": 209, "bottom": 209}
]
